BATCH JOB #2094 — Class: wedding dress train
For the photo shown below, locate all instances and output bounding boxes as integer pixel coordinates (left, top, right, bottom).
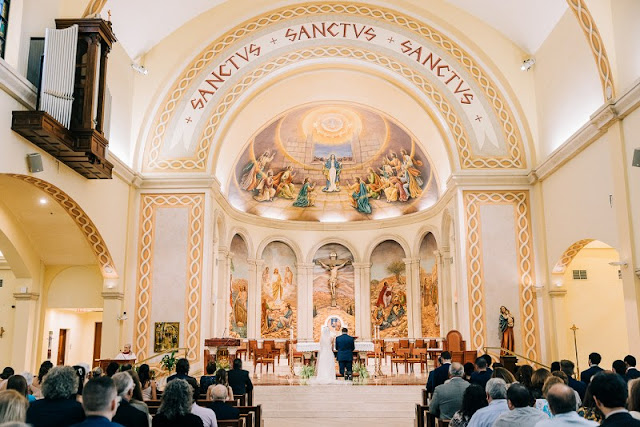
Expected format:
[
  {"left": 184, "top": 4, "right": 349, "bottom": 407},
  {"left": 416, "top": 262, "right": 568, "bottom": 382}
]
[{"left": 311, "top": 326, "right": 338, "bottom": 384}]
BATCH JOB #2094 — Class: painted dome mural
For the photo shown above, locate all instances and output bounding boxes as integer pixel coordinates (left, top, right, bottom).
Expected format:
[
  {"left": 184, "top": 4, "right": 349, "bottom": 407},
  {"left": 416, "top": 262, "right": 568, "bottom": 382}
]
[{"left": 228, "top": 103, "right": 439, "bottom": 221}]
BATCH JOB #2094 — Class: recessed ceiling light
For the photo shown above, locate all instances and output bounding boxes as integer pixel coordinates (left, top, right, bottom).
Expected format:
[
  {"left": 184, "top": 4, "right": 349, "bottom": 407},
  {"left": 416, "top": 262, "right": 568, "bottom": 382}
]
[{"left": 39, "top": 198, "right": 47, "bottom": 205}]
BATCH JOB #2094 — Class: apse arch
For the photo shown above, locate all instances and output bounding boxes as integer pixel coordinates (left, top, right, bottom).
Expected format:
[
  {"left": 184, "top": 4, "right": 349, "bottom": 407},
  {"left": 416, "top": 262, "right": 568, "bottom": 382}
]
[
  {"left": 413, "top": 225, "right": 441, "bottom": 258},
  {"left": 306, "top": 238, "right": 360, "bottom": 264},
  {"left": 364, "top": 235, "right": 410, "bottom": 263},
  {"left": 227, "top": 227, "right": 254, "bottom": 259},
  {"left": 257, "top": 236, "right": 303, "bottom": 264},
  {"left": 0, "top": 211, "right": 38, "bottom": 280},
  {"left": 138, "top": 2, "right": 533, "bottom": 174}
]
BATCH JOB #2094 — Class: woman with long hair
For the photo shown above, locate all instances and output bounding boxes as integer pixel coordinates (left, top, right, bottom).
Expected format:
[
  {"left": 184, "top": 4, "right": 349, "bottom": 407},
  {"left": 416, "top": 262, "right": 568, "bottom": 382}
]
[
  {"left": 152, "top": 379, "right": 203, "bottom": 427},
  {"left": 0, "top": 390, "right": 28, "bottom": 424},
  {"left": 491, "top": 367, "right": 516, "bottom": 384},
  {"left": 207, "top": 369, "right": 233, "bottom": 401},
  {"left": 449, "top": 384, "right": 488, "bottom": 427},
  {"left": 137, "top": 363, "right": 157, "bottom": 401},
  {"left": 515, "top": 365, "right": 533, "bottom": 389},
  {"left": 30, "top": 361, "right": 53, "bottom": 399}
]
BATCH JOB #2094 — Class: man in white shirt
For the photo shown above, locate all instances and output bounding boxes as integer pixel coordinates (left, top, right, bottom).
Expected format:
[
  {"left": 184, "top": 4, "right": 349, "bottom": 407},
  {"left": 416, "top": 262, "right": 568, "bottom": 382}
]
[
  {"left": 190, "top": 384, "right": 218, "bottom": 427},
  {"left": 534, "top": 384, "right": 597, "bottom": 427},
  {"left": 467, "top": 378, "right": 509, "bottom": 427},
  {"left": 114, "top": 343, "right": 137, "bottom": 360},
  {"left": 493, "top": 383, "right": 547, "bottom": 427}
]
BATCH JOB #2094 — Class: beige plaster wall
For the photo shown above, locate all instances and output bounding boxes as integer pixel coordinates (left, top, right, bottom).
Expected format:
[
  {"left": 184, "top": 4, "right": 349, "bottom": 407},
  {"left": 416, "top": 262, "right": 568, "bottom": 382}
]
[
  {"left": 533, "top": 10, "right": 604, "bottom": 159},
  {"left": 610, "top": 0, "right": 640, "bottom": 92},
  {"left": 622, "top": 107, "right": 640, "bottom": 270},
  {"left": 559, "top": 247, "right": 627, "bottom": 370},
  {"left": 47, "top": 266, "right": 103, "bottom": 309},
  {"left": 42, "top": 309, "right": 102, "bottom": 366},
  {"left": 0, "top": 268, "right": 17, "bottom": 366}
]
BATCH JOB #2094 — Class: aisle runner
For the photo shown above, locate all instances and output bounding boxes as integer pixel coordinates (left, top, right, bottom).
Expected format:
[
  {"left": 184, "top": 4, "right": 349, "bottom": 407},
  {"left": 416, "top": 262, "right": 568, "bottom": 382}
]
[{"left": 254, "top": 384, "right": 422, "bottom": 427}]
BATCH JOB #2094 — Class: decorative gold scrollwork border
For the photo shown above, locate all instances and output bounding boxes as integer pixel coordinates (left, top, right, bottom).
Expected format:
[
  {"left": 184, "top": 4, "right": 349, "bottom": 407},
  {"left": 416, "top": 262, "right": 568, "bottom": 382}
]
[
  {"left": 133, "top": 194, "right": 205, "bottom": 362},
  {"left": 464, "top": 191, "right": 538, "bottom": 361},
  {"left": 144, "top": 3, "right": 526, "bottom": 171},
  {"left": 566, "top": 0, "right": 615, "bottom": 101},
  {"left": 5, "top": 174, "right": 117, "bottom": 279}
]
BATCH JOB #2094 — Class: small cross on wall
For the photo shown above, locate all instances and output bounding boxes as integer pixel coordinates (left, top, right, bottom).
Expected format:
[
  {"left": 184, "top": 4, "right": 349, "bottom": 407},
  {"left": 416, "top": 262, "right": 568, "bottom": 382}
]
[{"left": 185, "top": 117, "right": 193, "bottom": 124}]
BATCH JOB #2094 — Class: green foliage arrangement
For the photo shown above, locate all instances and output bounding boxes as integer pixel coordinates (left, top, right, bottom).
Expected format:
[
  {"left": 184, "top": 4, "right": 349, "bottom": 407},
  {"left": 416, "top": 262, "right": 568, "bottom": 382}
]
[
  {"left": 299, "top": 364, "right": 316, "bottom": 379},
  {"left": 160, "top": 350, "right": 177, "bottom": 372},
  {"left": 352, "top": 362, "right": 369, "bottom": 383}
]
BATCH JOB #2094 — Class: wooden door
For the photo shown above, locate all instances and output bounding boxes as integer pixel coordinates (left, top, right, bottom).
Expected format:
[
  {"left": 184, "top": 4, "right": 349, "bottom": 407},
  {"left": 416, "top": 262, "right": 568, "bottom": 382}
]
[
  {"left": 92, "top": 322, "right": 102, "bottom": 368},
  {"left": 57, "top": 329, "right": 67, "bottom": 365}
]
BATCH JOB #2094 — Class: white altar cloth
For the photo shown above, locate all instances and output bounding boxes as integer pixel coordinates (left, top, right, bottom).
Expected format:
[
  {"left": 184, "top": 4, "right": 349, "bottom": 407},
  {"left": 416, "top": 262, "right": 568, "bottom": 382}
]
[{"left": 296, "top": 341, "right": 374, "bottom": 352}]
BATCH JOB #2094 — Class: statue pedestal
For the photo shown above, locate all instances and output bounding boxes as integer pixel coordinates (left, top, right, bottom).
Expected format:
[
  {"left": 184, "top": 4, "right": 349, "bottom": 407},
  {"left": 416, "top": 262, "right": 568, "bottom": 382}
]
[{"left": 500, "top": 355, "right": 518, "bottom": 374}]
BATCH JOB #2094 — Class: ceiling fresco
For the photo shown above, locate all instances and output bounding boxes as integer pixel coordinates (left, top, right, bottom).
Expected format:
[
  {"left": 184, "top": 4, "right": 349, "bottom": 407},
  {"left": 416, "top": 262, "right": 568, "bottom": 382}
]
[{"left": 227, "top": 103, "right": 439, "bottom": 222}]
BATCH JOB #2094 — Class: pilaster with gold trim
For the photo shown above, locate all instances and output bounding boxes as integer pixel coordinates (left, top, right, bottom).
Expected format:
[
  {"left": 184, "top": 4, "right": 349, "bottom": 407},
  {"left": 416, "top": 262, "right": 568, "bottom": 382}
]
[{"left": 11, "top": 292, "right": 39, "bottom": 371}]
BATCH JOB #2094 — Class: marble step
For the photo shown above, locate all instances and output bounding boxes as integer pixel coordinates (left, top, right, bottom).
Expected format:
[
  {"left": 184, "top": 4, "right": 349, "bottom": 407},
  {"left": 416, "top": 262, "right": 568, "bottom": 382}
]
[{"left": 263, "top": 418, "right": 414, "bottom": 427}]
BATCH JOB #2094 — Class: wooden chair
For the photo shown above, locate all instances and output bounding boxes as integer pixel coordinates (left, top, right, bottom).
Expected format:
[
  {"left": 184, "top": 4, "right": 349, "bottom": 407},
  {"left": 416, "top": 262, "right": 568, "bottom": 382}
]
[
  {"left": 236, "top": 341, "right": 248, "bottom": 360},
  {"left": 248, "top": 340, "right": 258, "bottom": 360},
  {"left": 366, "top": 341, "right": 384, "bottom": 364},
  {"left": 391, "top": 348, "right": 410, "bottom": 374},
  {"left": 415, "top": 339, "right": 425, "bottom": 348},
  {"left": 444, "top": 330, "right": 465, "bottom": 352},
  {"left": 399, "top": 338, "right": 410, "bottom": 348},
  {"left": 407, "top": 347, "right": 427, "bottom": 373},
  {"left": 253, "top": 348, "right": 275, "bottom": 373},
  {"left": 385, "top": 342, "right": 398, "bottom": 363}
]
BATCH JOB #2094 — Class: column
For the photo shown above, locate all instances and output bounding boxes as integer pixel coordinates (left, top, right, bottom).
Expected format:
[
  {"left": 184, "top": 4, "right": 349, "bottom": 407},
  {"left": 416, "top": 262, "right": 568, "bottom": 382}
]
[
  {"left": 441, "top": 250, "right": 455, "bottom": 332},
  {"left": 215, "top": 248, "right": 230, "bottom": 337},
  {"left": 246, "top": 259, "right": 258, "bottom": 339},
  {"left": 11, "top": 290, "right": 39, "bottom": 371},
  {"left": 297, "top": 263, "right": 314, "bottom": 340},
  {"left": 353, "top": 262, "right": 371, "bottom": 339},
  {"left": 548, "top": 287, "right": 568, "bottom": 360},
  {"left": 353, "top": 262, "right": 361, "bottom": 336},
  {"left": 101, "top": 290, "right": 123, "bottom": 359},
  {"left": 404, "top": 257, "right": 420, "bottom": 338}
]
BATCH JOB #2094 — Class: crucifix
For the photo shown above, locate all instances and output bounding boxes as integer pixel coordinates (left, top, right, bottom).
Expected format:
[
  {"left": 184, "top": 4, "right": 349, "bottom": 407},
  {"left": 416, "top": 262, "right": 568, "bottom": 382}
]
[{"left": 315, "top": 251, "right": 351, "bottom": 307}]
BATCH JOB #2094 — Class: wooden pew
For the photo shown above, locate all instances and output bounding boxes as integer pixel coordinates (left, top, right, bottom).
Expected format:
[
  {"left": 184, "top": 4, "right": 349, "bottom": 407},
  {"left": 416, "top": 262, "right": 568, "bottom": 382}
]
[{"left": 218, "top": 420, "right": 245, "bottom": 427}]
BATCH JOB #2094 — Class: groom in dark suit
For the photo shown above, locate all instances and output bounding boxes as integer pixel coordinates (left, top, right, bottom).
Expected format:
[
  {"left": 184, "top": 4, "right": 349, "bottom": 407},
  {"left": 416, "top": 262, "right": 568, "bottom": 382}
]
[{"left": 335, "top": 327, "right": 355, "bottom": 380}]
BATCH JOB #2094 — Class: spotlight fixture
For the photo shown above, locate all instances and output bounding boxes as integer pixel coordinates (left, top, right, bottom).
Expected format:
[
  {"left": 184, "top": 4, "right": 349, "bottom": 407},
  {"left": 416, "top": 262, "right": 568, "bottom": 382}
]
[
  {"left": 39, "top": 198, "right": 47, "bottom": 205},
  {"left": 117, "top": 311, "right": 128, "bottom": 321},
  {"left": 131, "top": 63, "right": 148, "bottom": 75},
  {"left": 520, "top": 58, "right": 536, "bottom": 71},
  {"left": 609, "top": 261, "right": 628, "bottom": 267}
]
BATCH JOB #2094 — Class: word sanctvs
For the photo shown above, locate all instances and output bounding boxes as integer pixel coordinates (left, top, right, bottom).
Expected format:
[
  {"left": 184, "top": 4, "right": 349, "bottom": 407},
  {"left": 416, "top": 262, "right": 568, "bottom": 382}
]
[
  {"left": 191, "top": 43, "right": 261, "bottom": 109},
  {"left": 400, "top": 40, "right": 473, "bottom": 104},
  {"left": 285, "top": 22, "right": 376, "bottom": 42}
]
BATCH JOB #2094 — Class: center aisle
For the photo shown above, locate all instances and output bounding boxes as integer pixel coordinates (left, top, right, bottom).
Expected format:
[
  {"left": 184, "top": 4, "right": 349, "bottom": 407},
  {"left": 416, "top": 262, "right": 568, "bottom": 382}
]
[{"left": 254, "top": 384, "right": 423, "bottom": 426}]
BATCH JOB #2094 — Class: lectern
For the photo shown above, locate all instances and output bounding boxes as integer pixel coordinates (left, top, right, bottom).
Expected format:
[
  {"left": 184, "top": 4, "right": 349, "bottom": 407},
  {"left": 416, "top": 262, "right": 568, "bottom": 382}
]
[{"left": 204, "top": 338, "right": 241, "bottom": 365}]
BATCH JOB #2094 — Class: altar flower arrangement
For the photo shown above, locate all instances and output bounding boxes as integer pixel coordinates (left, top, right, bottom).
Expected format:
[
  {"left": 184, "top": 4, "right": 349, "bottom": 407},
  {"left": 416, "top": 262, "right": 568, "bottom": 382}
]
[
  {"left": 300, "top": 364, "right": 316, "bottom": 380},
  {"left": 160, "top": 350, "right": 177, "bottom": 372},
  {"left": 352, "top": 362, "right": 369, "bottom": 383}
]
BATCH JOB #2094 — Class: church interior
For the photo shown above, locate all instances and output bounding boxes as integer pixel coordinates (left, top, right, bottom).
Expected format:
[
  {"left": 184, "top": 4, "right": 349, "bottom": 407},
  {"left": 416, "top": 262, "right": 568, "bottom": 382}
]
[{"left": 1, "top": 0, "right": 640, "bottom": 425}]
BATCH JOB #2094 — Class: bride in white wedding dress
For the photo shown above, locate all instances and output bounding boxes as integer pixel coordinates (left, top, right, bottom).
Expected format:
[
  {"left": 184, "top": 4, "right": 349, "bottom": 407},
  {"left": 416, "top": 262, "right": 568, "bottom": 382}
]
[{"left": 311, "top": 326, "right": 337, "bottom": 384}]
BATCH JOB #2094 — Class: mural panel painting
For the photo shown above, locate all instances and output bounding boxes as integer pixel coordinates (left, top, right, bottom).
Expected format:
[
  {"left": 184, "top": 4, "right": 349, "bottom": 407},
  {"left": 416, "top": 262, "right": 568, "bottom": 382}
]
[
  {"left": 370, "top": 241, "right": 408, "bottom": 338},
  {"left": 312, "top": 243, "right": 355, "bottom": 340},
  {"left": 229, "top": 102, "right": 439, "bottom": 222},
  {"left": 229, "top": 235, "right": 249, "bottom": 338},
  {"left": 261, "top": 242, "right": 297, "bottom": 338},
  {"left": 420, "top": 233, "right": 441, "bottom": 337}
]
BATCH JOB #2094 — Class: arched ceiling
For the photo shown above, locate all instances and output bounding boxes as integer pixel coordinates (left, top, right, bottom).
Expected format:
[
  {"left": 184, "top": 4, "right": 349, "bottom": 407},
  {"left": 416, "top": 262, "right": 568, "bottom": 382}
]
[{"left": 102, "top": 0, "right": 567, "bottom": 59}]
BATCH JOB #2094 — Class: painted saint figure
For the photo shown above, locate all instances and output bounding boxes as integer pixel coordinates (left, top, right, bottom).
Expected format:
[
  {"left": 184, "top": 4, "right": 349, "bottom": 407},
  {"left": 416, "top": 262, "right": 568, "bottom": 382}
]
[
  {"left": 275, "top": 166, "right": 296, "bottom": 199},
  {"left": 293, "top": 178, "right": 316, "bottom": 207},
  {"left": 499, "top": 306, "right": 515, "bottom": 355},
  {"left": 322, "top": 154, "right": 342, "bottom": 192},
  {"left": 272, "top": 268, "right": 283, "bottom": 302},
  {"left": 315, "top": 251, "right": 352, "bottom": 307},
  {"left": 253, "top": 170, "right": 276, "bottom": 202},
  {"left": 284, "top": 266, "right": 293, "bottom": 287},
  {"left": 240, "top": 149, "right": 275, "bottom": 191},
  {"left": 350, "top": 177, "right": 372, "bottom": 214}
]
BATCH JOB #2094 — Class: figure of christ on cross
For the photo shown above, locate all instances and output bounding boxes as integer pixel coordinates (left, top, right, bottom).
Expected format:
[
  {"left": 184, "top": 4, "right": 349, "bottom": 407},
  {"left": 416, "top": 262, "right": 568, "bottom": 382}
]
[{"left": 315, "top": 251, "right": 352, "bottom": 307}]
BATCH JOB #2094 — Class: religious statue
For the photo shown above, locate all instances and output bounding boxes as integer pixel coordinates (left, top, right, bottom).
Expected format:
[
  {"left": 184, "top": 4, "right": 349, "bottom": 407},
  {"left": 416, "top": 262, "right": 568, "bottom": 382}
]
[
  {"left": 499, "top": 306, "right": 515, "bottom": 355},
  {"left": 315, "top": 251, "right": 352, "bottom": 307},
  {"left": 322, "top": 153, "right": 342, "bottom": 192}
]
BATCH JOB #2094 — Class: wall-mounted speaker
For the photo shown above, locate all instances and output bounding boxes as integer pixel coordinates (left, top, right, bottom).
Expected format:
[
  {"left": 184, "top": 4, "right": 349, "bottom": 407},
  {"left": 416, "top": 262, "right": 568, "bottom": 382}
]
[
  {"left": 26, "top": 153, "right": 43, "bottom": 173},
  {"left": 633, "top": 148, "right": 640, "bottom": 167}
]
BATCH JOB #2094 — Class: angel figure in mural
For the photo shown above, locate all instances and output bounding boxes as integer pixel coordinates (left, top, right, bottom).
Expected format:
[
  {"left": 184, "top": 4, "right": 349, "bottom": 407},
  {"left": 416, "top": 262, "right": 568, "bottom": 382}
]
[
  {"left": 293, "top": 177, "right": 316, "bottom": 207},
  {"left": 253, "top": 170, "right": 276, "bottom": 202},
  {"left": 261, "top": 267, "right": 270, "bottom": 287},
  {"left": 322, "top": 153, "right": 342, "bottom": 192},
  {"left": 350, "top": 177, "right": 372, "bottom": 214},
  {"left": 240, "top": 149, "right": 275, "bottom": 191},
  {"left": 315, "top": 251, "right": 352, "bottom": 307},
  {"left": 272, "top": 268, "right": 283, "bottom": 302},
  {"left": 275, "top": 166, "right": 296, "bottom": 199},
  {"left": 499, "top": 306, "right": 515, "bottom": 355}
]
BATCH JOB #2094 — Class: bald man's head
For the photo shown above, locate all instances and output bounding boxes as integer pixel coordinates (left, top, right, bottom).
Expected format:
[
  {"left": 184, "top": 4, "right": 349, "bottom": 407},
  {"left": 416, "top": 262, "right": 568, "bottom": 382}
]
[{"left": 546, "top": 384, "right": 576, "bottom": 415}]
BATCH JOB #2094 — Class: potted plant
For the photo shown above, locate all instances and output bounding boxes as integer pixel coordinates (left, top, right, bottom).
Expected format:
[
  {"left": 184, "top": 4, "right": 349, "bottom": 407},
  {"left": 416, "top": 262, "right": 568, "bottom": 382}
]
[{"left": 160, "top": 350, "right": 177, "bottom": 372}]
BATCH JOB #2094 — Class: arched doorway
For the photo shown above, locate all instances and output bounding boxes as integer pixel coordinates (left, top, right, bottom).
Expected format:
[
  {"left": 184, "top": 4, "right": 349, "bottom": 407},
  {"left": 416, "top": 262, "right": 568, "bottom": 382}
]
[{"left": 550, "top": 240, "right": 628, "bottom": 369}]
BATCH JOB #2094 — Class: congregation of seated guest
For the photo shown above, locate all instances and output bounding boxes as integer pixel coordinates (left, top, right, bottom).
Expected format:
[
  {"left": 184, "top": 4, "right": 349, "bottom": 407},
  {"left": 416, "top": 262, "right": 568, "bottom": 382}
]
[
  {"left": 189, "top": 379, "right": 217, "bottom": 427},
  {"left": 72, "top": 376, "right": 121, "bottom": 427},
  {"left": 125, "top": 370, "right": 151, "bottom": 418},
  {"left": 552, "top": 370, "right": 582, "bottom": 408},
  {"left": 590, "top": 372, "right": 640, "bottom": 426},
  {"left": 227, "top": 358, "right": 253, "bottom": 397},
  {"left": 580, "top": 352, "right": 604, "bottom": 384},
  {"left": 153, "top": 379, "right": 203, "bottom": 427},
  {"left": 449, "top": 384, "right": 487, "bottom": 427},
  {"left": 429, "top": 362, "right": 470, "bottom": 420},
  {"left": 199, "top": 363, "right": 217, "bottom": 397},
  {"left": 206, "top": 370, "right": 233, "bottom": 402},
  {"left": 577, "top": 385, "right": 603, "bottom": 424},
  {"left": 426, "top": 351, "right": 452, "bottom": 394},
  {"left": 166, "top": 359, "right": 199, "bottom": 393},
  {"left": 535, "top": 383, "right": 596, "bottom": 427},
  {"left": 0, "top": 389, "right": 28, "bottom": 424},
  {"left": 207, "top": 385, "right": 239, "bottom": 421},
  {"left": 26, "top": 365, "right": 85, "bottom": 426},
  {"left": 31, "top": 361, "right": 54, "bottom": 399},
  {"left": 111, "top": 372, "right": 148, "bottom": 427},
  {"left": 491, "top": 367, "right": 516, "bottom": 385},
  {"left": 492, "top": 383, "right": 547, "bottom": 427},
  {"left": 561, "top": 359, "right": 587, "bottom": 400},
  {"left": 515, "top": 365, "right": 533, "bottom": 389},
  {"left": 470, "top": 357, "right": 492, "bottom": 390},
  {"left": 137, "top": 364, "right": 157, "bottom": 401},
  {"left": 6, "top": 375, "right": 35, "bottom": 403},
  {"left": 0, "top": 367, "right": 15, "bottom": 391},
  {"left": 467, "top": 378, "right": 508, "bottom": 427},
  {"left": 625, "top": 355, "right": 640, "bottom": 382}
]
